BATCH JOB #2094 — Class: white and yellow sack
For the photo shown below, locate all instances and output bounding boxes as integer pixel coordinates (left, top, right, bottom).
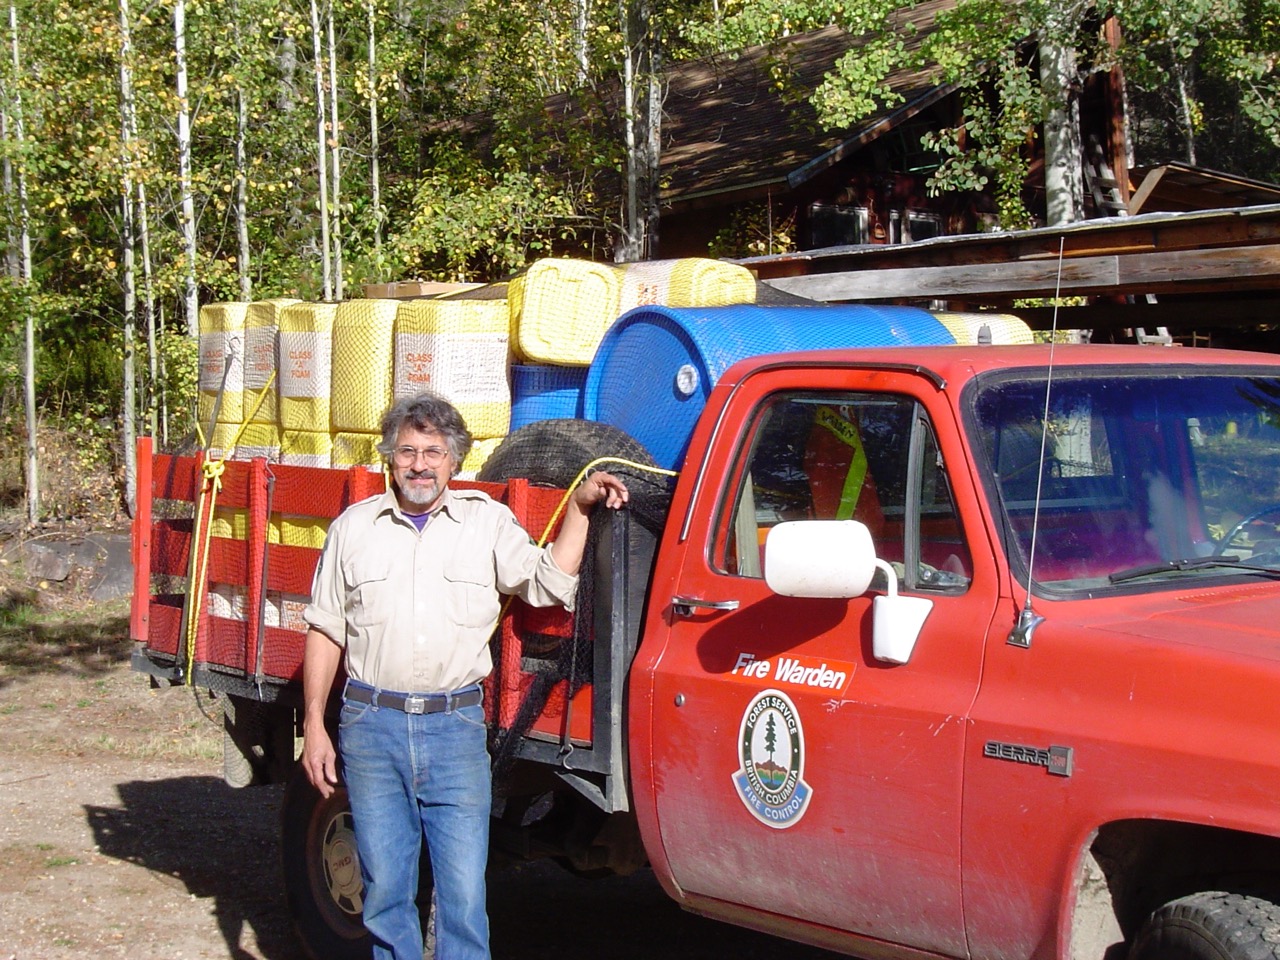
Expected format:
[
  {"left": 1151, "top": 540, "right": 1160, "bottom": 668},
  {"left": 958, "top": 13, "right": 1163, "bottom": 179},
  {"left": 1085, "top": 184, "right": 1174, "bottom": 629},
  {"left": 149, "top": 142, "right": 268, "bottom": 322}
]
[
  {"left": 617, "top": 258, "right": 756, "bottom": 311},
  {"left": 331, "top": 431, "right": 383, "bottom": 470},
  {"left": 394, "top": 299, "right": 512, "bottom": 439},
  {"left": 197, "top": 303, "right": 249, "bottom": 426},
  {"left": 278, "top": 302, "right": 338, "bottom": 433},
  {"left": 932, "top": 312, "right": 1035, "bottom": 345},
  {"left": 280, "top": 429, "right": 332, "bottom": 468},
  {"left": 244, "top": 298, "right": 299, "bottom": 424}
]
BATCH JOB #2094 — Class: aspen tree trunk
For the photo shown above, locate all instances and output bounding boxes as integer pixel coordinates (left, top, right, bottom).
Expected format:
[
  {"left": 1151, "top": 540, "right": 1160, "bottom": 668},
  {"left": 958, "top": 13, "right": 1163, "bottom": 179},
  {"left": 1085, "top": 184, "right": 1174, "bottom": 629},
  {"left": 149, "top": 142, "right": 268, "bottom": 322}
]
[
  {"left": 1039, "top": 1, "right": 1085, "bottom": 225},
  {"left": 574, "top": 0, "right": 589, "bottom": 85},
  {"left": 310, "top": 0, "right": 332, "bottom": 301},
  {"left": 121, "top": 0, "right": 157, "bottom": 435},
  {"left": 617, "top": 0, "right": 639, "bottom": 260},
  {"left": 231, "top": 0, "right": 250, "bottom": 300},
  {"left": 616, "top": 0, "right": 660, "bottom": 259},
  {"left": 119, "top": 0, "right": 138, "bottom": 513},
  {"left": 7, "top": 2, "right": 35, "bottom": 525},
  {"left": 1174, "top": 63, "right": 1197, "bottom": 165},
  {"left": 326, "top": 3, "right": 344, "bottom": 300},
  {"left": 174, "top": 0, "right": 199, "bottom": 335},
  {"left": 367, "top": 0, "right": 382, "bottom": 266}
]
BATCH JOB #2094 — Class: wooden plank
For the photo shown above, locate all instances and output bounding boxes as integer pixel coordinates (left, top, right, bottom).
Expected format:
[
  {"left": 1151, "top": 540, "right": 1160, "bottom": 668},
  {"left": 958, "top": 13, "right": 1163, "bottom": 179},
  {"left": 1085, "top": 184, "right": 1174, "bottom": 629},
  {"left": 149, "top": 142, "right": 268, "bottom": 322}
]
[
  {"left": 763, "top": 243, "right": 1280, "bottom": 301},
  {"left": 764, "top": 256, "right": 1119, "bottom": 300}
]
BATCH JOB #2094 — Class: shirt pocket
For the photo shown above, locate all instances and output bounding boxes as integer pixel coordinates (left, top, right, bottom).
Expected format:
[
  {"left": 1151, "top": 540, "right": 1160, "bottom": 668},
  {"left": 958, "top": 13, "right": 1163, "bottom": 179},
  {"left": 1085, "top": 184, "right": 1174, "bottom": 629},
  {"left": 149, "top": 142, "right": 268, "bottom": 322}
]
[
  {"left": 345, "top": 553, "right": 393, "bottom": 628},
  {"left": 442, "top": 561, "right": 499, "bottom": 629}
]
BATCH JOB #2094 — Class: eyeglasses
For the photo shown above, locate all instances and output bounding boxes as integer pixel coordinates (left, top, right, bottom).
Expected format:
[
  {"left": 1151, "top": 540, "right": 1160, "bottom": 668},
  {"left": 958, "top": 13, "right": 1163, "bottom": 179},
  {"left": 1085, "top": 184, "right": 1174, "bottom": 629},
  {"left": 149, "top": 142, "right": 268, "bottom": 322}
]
[{"left": 392, "top": 445, "right": 450, "bottom": 467}]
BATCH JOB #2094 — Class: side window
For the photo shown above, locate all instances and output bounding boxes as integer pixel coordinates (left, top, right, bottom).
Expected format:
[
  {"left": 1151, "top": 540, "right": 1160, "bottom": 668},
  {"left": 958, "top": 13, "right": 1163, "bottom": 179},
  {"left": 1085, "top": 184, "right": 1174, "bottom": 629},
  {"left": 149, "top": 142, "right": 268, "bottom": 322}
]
[{"left": 719, "top": 392, "right": 971, "bottom": 590}]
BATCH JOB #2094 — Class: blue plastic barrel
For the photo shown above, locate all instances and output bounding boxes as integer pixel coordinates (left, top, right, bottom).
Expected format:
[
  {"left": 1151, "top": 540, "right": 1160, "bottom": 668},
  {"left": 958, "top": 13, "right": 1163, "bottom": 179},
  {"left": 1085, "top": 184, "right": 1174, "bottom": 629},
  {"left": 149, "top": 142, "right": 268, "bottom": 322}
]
[
  {"left": 509, "top": 364, "right": 588, "bottom": 431},
  {"left": 582, "top": 304, "right": 954, "bottom": 469}
]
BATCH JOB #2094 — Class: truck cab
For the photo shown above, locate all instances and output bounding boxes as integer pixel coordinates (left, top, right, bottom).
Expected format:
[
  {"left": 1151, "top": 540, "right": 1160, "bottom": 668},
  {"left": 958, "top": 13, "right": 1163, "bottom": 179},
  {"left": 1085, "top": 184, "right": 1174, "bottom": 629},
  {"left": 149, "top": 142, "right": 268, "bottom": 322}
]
[{"left": 629, "top": 345, "right": 1280, "bottom": 960}]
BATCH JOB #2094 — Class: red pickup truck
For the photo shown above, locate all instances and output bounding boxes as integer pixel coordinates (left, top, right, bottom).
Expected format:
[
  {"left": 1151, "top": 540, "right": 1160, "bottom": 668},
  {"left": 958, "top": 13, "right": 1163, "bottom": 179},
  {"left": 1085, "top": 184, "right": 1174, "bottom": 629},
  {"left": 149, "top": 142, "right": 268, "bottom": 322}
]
[{"left": 131, "top": 343, "right": 1280, "bottom": 960}]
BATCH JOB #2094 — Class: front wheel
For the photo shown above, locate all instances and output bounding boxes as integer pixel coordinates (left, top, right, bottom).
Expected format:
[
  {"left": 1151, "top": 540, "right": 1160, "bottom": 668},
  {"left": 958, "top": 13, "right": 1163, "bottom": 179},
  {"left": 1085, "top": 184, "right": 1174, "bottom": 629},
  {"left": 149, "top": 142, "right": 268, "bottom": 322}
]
[
  {"left": 1130, "top": 891, "right": 1280, "bottom": 960},
  {"left": 281, "top": 767, "right": 372, "bottom": 960}
]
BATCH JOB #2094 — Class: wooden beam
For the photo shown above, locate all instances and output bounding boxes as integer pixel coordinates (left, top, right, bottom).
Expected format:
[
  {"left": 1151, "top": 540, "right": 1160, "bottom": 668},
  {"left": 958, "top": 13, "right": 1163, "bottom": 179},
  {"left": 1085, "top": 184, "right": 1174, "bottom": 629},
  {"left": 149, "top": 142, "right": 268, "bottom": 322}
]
[{"left": 762, "top": 243, "right": 1280, "bottom": 300}]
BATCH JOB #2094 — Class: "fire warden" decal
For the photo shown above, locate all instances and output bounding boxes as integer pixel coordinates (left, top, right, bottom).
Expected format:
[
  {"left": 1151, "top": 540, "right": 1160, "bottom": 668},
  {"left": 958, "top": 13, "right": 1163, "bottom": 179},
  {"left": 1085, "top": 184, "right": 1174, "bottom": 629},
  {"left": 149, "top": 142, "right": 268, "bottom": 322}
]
[
  {"left": 730, "top": 651, "right": 855, "bottom": 696},
  {"left": 732, "top": 689, "right": 814, "bottom": 829}
]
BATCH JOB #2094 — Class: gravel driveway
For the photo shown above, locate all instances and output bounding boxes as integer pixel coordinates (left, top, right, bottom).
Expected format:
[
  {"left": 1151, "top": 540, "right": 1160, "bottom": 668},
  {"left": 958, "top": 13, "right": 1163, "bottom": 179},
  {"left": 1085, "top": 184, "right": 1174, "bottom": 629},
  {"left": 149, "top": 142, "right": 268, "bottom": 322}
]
[{"left": 0, "top": 597, "right": 840, "bottom": 960}]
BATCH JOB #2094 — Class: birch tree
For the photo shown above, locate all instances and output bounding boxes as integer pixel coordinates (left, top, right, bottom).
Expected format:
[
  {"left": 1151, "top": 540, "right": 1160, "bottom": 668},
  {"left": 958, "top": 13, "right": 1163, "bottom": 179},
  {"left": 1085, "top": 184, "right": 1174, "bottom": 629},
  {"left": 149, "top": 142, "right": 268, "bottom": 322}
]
[
  {"left": 310, "top": 0, "right": 332, "bottom": 300},
  {"left": 6, "top": 1, "right": 36, "bottom": 525},
  {"left": 174, "top": 0, "right": 198, "bottom": 335}
]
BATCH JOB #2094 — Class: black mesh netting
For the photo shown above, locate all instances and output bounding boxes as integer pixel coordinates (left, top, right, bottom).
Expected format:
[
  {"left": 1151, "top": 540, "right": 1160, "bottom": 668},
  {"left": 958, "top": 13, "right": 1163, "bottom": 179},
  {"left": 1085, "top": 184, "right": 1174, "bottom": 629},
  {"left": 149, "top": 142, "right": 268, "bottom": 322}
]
[{"left": 480, "top": 419, "right": 673, "bottom": 786}]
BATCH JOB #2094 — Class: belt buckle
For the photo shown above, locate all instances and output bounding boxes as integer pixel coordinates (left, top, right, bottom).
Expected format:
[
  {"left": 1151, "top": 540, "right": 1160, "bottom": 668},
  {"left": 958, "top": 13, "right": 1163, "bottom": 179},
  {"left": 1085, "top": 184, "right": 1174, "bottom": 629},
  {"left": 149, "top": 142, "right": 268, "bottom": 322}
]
[{"left": 404, "top": 695, "right": 427, "bottom": 715}]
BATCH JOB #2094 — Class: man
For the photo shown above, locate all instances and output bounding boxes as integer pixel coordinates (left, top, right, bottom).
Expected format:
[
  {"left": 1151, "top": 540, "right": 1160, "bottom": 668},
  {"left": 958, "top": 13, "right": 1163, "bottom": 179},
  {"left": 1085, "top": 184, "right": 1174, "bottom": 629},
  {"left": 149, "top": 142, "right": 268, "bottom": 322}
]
[{"left": 301, "top": 392, "right": 628, "bottom": 960}]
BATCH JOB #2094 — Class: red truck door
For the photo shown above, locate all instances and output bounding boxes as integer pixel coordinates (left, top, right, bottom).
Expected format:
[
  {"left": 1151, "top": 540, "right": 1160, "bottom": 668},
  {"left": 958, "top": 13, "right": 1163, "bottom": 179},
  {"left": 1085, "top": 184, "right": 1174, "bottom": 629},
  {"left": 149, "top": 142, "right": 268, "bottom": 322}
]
[{"left": 640, "top": 366, "right": 997, "bottom": 957}]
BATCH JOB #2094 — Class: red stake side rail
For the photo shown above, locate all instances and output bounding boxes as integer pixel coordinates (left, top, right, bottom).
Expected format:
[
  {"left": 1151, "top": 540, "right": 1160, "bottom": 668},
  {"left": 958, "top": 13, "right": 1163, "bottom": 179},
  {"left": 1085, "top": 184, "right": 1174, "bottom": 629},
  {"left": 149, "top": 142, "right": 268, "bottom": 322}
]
[{"left": 129, "top": 436, "right": 593, "bottom": 745}]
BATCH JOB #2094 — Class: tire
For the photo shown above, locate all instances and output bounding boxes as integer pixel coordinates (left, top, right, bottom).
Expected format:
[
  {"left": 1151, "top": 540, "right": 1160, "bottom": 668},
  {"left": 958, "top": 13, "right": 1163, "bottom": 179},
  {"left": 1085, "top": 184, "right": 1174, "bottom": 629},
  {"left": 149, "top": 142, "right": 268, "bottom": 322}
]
[
  {"left": 280, "top": 766, "right": 437, "bottom": 960},
  {"left": 477, "top": 418, "right": 657, "bottom": 487},
  {"left": 1130, "top": 891, "right": 1280, "bottom": 960},
  {"left": 281, "top": 768, "right": 372, "bottom": 960},
  {"left": 223, "top": 694, "right": 295, "bottom": 787}
]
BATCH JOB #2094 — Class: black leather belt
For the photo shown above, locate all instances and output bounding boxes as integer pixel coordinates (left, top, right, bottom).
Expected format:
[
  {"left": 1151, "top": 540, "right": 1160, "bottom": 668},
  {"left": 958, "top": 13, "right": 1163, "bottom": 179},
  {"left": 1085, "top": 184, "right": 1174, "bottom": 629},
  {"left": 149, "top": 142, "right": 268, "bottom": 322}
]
[{"left": 344, "top": 683, "right": 482, "bottom": 715}]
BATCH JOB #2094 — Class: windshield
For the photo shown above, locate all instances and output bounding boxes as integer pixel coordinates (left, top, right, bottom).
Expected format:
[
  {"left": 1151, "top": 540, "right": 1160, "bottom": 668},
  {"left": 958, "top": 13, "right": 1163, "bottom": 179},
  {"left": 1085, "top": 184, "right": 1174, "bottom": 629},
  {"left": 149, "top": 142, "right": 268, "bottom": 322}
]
[{"left": 971, "top": 368, "right": 1280, "bottom": 592}]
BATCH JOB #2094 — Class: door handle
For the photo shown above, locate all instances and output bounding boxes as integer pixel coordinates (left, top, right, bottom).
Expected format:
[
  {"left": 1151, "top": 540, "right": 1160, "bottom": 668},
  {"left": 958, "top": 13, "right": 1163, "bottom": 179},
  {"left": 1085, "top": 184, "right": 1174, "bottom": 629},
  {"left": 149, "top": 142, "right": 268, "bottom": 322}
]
[{"left": 672, "top": 595, "right": 741, "bottom": 617}]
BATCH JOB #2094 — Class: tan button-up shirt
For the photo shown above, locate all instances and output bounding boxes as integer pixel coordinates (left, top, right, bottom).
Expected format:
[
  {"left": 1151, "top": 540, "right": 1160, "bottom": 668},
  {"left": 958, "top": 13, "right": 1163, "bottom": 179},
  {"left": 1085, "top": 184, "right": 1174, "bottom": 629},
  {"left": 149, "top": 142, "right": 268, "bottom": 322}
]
[{"left": 303, "top": 486, "right": 577, "bottom": 693}]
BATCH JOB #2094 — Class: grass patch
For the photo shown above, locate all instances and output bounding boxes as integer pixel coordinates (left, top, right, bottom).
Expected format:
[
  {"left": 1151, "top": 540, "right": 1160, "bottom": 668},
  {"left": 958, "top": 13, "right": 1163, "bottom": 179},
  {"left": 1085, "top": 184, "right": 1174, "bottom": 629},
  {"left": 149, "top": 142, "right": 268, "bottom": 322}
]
[
  {"left": 45, "top": 856, "right": 79, "bottom": 867},
  {"left": 0, "top": 587, "right": 130, "bottom": 687}
]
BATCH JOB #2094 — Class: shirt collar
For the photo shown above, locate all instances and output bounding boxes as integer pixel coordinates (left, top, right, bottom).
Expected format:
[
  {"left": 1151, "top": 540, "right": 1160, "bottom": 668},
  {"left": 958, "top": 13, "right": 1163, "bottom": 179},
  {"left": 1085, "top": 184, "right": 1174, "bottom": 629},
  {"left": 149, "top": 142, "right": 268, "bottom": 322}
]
[{"left": 376, "top": 484, "right": 461, "bottom": 527}]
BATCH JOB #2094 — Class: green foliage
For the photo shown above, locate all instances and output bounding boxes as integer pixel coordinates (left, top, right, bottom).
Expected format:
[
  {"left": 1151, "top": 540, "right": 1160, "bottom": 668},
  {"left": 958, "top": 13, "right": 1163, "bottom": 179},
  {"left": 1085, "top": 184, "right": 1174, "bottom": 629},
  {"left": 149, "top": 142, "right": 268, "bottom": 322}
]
[
  {"left": 390, "top": 169, "right": 577, "bottom": 281},
  {"left": 707, "top": 202, "right": 797, "bottom": 258}
]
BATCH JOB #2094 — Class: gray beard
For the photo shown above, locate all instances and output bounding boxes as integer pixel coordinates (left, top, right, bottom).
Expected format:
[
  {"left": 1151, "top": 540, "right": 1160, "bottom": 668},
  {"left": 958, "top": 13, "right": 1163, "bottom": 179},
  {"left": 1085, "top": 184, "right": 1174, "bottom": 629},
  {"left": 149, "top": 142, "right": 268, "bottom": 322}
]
[{"left": 399, "top": 476, "right": 441, "bottom": 508}]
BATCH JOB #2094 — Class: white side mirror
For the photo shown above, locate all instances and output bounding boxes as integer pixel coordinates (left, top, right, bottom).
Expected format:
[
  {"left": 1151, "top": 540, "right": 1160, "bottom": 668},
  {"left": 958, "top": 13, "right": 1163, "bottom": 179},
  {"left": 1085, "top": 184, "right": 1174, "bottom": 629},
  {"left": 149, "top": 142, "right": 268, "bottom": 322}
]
[
  {"left": 872, "top": 571, "right": 933, "bottom": 665},
  {"left": 765, "top": 520, "right": 877, "bottom": 598},
  {"left": 765, "top": 520, "right": 932, "bottom": 665}
]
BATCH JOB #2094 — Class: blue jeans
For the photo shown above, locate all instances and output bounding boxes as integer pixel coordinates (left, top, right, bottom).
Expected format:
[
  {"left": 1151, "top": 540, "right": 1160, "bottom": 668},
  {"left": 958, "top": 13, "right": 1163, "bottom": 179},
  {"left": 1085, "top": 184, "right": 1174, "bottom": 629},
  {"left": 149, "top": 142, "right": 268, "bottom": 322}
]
[{"left": 338, "top": 681, "right": 491, "bottom": 960}]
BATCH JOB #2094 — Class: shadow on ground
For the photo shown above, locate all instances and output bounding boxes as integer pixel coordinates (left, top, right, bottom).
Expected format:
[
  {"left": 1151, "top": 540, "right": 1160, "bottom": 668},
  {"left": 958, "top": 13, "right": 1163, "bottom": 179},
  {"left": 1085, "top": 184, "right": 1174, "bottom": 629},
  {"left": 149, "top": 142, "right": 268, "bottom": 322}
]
[
  {"left": 86, "top": 774, "right": 842, "bottom": 960},
  {"left": 87, "top": 776, "right": 304, "bottom": 960}
]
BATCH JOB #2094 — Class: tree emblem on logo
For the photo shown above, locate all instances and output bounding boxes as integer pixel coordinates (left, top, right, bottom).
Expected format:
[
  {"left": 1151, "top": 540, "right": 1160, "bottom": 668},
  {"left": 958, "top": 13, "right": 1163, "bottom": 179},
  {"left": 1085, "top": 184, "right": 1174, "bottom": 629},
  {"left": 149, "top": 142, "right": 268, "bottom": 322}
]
[{"left": 731, "top": 689, "right": 813, "bottom": 828}]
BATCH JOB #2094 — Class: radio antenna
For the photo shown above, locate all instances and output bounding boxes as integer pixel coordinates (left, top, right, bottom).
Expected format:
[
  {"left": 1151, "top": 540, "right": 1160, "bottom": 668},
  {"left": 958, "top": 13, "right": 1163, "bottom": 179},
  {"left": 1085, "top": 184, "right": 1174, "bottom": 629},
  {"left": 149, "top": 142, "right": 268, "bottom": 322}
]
[{"left": 1007, "top": 236, "right": 1066, "bottom": 648}]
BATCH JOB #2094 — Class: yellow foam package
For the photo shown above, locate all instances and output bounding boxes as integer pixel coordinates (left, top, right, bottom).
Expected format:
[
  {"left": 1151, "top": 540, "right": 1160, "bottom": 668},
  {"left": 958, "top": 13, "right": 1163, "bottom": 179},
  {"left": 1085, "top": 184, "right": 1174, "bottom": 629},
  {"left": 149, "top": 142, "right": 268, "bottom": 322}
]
[
  {"left": 280, "top": 429, "right": 332, "bottom": 468},
  {"left": 202, "top": 421, "right": 241, "bottom": 461},
  {"left": 273, "top": 514, "right": 331, "bottom": 550},
  {"left": 197, "top": 302, "right": 249, "bottom": 426},
  {"left": 331, "top": 299, "right": 397, "bottom": 433},
  {"left": 932, "top": 312, "right": 1035, "bottom": 345},
  {"left": 232, "top": 422, "right": 282, "bottom": 462},
  {"left": 266, "top": 591, "right": 311, "bottom": 631},
  {"left": 394, "top": 299, "right": 512, "bottom": 439},
  {"left": 332, "top": 432, "right": 383, "bottom": 470},
  {"left": 244, "top": 298, "right": 300, "bottom": 424},
  {"left": 210, "top": 506, "right": 248, "bottom": 540},
  {"left": 508, "top": 259, "right": 621, "bottom": 366},
  {"left": 456, "top": 437, "right": 503, "bottom": 481},
  {"left": 617, "top": 258, "right": 756, "bottom": 310},
  {"left": 278, "top": 302, "right": 338, "bottom": 433},
  {"left": 209, "top": 583, "right": 247, "bottom": 621}
]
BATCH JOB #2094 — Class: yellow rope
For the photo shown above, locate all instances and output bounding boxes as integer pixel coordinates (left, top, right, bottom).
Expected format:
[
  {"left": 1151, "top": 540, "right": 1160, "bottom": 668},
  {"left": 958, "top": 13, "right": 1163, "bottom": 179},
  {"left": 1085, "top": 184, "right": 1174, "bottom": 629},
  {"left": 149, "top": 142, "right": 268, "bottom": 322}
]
[
  {"left": 494, "top": 457, "right": 678, "bottom": 625},
  {"left": 182, "top": 374, "right": 277, "bottom": 685},
  {"left": 533, "top": 456, "right": 677, "bottom": 548}
]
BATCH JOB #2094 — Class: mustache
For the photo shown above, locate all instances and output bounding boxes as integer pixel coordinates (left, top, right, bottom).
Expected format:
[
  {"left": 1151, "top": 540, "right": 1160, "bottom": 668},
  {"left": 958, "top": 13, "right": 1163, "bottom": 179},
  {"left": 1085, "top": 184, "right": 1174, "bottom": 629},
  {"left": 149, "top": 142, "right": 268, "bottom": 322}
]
[{"left": 405, "top": 468, "right": 438, "bottom": 480}]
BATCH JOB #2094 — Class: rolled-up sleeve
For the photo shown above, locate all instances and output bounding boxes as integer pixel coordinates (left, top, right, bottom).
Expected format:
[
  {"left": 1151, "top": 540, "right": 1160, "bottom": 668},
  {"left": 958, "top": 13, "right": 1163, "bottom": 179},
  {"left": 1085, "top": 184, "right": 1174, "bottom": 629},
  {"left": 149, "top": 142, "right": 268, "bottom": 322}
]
[
  {"left": 303, "top": 523, "right": 348, "bottom": 645},
  {"left": 491, "top": 507, "right": 579, "bottom": 611}
]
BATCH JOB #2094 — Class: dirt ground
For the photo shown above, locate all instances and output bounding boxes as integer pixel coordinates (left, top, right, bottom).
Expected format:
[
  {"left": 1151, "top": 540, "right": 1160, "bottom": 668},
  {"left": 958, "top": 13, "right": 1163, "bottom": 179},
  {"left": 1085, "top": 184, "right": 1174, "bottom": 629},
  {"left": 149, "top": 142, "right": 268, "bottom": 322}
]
[{"left": 0, "top": 580, "right": 842, "bottom": 960}]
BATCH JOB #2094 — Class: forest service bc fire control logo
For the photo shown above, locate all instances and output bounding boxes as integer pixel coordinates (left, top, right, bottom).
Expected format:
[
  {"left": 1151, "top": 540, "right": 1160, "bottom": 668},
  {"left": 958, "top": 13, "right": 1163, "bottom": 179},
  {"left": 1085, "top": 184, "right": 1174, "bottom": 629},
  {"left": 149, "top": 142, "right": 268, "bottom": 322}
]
[{"left": 732, "top": 689, "right": 813, "bottom": 829}]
